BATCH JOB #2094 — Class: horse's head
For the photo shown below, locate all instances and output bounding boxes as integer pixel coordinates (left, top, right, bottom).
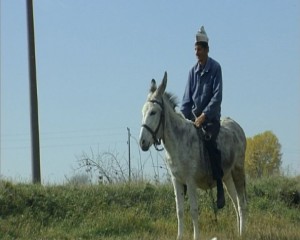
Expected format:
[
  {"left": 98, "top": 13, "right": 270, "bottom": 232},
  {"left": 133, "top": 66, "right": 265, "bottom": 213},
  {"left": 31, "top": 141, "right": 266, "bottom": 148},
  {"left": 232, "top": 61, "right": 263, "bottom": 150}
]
[{"left": 139, "top": 72, "right": 167, "bottom": 151}]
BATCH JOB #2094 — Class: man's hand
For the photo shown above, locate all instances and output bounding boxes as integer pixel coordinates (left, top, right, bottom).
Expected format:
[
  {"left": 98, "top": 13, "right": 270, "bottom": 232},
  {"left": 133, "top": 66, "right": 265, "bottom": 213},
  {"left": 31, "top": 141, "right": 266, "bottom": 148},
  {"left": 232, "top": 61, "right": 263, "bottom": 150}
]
[{"left": 194, "top": 113, "right": 206, "bottom": 128}]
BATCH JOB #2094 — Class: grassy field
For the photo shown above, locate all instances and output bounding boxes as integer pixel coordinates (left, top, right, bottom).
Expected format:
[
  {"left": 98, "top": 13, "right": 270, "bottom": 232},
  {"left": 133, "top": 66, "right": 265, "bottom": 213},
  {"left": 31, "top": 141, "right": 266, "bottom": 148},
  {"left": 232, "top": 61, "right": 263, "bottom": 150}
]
[{"left": 0, "top": 176, "right": 299, "bottom": 240}]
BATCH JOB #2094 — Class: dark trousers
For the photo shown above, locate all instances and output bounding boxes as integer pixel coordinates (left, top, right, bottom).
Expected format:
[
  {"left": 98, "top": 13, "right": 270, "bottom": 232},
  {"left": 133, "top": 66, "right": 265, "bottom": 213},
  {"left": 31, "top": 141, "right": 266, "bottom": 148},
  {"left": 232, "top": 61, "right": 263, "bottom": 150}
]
[{"left": 202, "top": 120, "right": 223, "bottom": 180}]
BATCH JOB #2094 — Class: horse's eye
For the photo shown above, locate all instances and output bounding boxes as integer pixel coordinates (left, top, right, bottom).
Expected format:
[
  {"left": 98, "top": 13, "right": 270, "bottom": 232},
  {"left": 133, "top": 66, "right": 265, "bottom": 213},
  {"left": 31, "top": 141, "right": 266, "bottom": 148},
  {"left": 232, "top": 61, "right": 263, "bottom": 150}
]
[{"left": 150, "top": 111, "right": 156, "bottom": 116}]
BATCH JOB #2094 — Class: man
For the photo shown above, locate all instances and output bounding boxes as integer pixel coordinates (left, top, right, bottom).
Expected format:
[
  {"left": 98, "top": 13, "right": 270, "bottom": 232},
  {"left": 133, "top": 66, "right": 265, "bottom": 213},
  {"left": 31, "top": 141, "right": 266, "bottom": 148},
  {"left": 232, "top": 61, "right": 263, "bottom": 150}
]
[{"left": 180, "top": 26, "right": 225, "bottom": 209}]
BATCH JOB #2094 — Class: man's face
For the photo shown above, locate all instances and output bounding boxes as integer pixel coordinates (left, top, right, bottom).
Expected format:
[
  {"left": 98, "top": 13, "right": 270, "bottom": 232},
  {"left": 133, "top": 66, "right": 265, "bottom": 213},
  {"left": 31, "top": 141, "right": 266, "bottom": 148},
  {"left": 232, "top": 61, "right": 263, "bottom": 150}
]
[{"left": 195, "top": 45, "right": 208, "bottom": 63}]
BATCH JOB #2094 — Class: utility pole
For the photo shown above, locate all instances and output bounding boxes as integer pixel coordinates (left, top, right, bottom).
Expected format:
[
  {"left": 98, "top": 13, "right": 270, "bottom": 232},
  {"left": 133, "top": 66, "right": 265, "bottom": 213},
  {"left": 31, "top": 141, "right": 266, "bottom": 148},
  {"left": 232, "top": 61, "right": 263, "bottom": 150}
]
[
  {"left": 127, "top": 127, "right": 131, "bottom": 181},
  {"left": 26, "top": 0, "right": 41, "bottom": 183}
]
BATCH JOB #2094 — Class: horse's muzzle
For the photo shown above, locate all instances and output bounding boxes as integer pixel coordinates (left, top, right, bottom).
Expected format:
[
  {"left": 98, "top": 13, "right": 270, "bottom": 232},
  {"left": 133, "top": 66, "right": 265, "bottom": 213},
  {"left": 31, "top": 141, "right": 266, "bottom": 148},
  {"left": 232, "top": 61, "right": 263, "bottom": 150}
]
[{"left": 140, "top": 139, "right": 150, "bottom": 151}]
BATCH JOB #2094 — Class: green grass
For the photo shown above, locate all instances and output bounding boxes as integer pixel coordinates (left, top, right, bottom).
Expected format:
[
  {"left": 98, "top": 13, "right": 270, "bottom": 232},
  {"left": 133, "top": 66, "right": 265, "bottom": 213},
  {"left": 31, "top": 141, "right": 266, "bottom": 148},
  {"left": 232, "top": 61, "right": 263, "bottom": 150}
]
[{"left": 0, "top": 176, "right": 299, "bottom": 239}]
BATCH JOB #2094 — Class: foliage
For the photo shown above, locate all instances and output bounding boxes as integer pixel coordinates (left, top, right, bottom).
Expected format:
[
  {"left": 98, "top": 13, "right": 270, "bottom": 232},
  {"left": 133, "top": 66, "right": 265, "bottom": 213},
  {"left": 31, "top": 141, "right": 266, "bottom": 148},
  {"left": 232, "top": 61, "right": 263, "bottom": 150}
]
[
  {"left": 0, "top": 176, "right": 299, "bottom": 239},
  {"left": 245, "top": 131, "right": 282, "bottom": 178},
  {"left": 78, "top": 150, "right": 128, "bottom": 184}
]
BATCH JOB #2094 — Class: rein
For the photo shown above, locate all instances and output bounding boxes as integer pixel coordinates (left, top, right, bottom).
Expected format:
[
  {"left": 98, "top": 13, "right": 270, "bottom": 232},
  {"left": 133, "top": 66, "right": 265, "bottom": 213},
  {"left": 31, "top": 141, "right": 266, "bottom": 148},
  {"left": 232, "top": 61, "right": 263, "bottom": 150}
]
[{"left": 141, "top": 99, "right": 165, "bottom": 151}]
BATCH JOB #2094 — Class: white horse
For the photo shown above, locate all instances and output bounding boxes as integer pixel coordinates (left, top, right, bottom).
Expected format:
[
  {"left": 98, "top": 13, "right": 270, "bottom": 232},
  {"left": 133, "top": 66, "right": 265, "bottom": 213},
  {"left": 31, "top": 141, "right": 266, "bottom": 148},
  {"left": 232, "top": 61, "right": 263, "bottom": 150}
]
[{"left": 139, "top": 72, "right": 247, "bottom": 240}]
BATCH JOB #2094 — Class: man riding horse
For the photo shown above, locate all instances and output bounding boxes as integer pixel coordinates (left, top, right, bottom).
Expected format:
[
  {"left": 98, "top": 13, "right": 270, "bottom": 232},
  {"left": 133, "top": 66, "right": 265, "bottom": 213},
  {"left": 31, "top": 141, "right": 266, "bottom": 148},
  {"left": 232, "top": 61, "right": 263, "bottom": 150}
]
[{"left": 181, "top": 26, "right": 225, "bottom": 209}]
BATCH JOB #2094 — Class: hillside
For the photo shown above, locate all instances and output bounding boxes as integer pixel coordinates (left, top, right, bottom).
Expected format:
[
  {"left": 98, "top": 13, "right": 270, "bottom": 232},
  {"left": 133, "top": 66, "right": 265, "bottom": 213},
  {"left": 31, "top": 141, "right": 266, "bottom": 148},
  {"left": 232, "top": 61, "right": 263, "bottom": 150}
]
[{"left": 0, "top": 176, "right": 299, "bottom": 239}]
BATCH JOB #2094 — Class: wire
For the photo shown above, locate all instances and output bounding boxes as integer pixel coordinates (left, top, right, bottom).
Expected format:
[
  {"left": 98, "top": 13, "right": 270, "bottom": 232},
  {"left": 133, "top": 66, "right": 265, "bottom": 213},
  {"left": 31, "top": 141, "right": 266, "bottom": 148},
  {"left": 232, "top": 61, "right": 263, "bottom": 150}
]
[{"left": 0, "top": 127, "right": 140, "bottom": 150}]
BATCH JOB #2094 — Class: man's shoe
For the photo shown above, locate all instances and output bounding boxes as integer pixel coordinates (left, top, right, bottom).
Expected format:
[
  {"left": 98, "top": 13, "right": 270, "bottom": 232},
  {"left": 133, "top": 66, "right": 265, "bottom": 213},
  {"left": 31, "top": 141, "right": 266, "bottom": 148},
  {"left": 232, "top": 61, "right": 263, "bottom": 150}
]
[{"left": 216, "top": 180, "right": 225, "bottom": 209}]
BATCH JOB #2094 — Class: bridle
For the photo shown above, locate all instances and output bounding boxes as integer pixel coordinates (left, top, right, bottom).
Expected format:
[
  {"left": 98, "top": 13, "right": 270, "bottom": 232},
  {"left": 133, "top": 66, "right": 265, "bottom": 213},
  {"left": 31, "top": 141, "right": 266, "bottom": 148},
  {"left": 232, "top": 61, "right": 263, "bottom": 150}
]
[{"left": 141, "top": 99, "right": 165, "bottom": 151}]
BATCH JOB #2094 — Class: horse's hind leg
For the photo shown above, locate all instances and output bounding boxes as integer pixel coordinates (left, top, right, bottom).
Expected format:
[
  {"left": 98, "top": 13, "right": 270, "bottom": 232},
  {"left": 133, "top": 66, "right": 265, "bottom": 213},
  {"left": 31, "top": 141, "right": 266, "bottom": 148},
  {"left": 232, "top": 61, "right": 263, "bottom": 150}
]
[
  {"left": 232, "top": 166, "right": 247, "bottom": 235},
  {"left": 223, "top": 174, "right": 240, "bottom": 235}
]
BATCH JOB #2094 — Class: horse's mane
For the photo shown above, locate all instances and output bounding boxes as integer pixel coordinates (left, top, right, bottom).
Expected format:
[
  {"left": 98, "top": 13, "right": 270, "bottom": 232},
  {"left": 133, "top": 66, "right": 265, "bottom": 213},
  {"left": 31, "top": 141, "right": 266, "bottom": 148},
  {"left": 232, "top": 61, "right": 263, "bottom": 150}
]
[
  {"left": 164, "top": 92, "right": 179, "bottom": 110},
  {"left": 149, "top": 89, "right": 184, "bottom": 118}
]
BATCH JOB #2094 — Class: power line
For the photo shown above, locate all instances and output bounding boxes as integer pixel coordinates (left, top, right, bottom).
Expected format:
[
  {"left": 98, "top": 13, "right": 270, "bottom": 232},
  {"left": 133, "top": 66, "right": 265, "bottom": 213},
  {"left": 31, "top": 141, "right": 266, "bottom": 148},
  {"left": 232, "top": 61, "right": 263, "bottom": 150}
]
[
  {"left": 1, "top": 127, "right": 126, "bottom": 138},
  {"left": 0, "top": 128, "right": 135, "bottom": 150}
]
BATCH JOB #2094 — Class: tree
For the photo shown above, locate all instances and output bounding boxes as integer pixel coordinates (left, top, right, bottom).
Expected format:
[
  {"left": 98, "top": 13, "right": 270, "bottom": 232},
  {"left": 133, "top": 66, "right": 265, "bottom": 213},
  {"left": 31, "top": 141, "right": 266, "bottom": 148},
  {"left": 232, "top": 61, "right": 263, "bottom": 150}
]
[{"left": 245, "top": 131, "right": 282, "bottom": 178}]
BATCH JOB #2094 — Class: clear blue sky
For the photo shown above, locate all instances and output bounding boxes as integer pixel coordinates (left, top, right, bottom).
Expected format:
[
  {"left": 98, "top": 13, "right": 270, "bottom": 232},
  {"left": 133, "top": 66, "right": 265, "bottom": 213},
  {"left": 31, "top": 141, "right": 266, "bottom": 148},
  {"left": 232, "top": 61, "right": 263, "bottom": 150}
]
[{"left": 1, "top": 0, "right": 299, "bottom": 183}]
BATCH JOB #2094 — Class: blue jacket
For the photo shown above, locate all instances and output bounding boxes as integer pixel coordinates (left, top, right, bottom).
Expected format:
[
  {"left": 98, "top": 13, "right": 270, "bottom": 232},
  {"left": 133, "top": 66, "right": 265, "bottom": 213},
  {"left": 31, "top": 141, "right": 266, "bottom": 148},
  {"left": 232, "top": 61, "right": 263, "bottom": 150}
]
[{"left": 181, "top": 57, "right": 222, "bottom": 121}]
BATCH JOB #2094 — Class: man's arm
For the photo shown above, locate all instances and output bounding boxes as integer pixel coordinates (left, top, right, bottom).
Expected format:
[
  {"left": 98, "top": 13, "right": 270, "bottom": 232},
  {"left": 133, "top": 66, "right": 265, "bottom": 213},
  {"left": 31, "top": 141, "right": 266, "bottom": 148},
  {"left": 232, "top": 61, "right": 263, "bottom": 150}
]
[
  {"left": 180, "top": 71, "right": 194, "bottom": 120},
  {"left": 203, "top": 64, "right": 222, "bottom": 120}
]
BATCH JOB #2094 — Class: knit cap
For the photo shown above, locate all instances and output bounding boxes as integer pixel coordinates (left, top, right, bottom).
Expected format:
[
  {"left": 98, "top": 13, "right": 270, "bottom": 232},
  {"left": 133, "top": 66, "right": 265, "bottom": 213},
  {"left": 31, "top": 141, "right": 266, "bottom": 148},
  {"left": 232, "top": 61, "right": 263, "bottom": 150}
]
[{"left": 195, "top": 26, "right": 209, "bottom": 43}]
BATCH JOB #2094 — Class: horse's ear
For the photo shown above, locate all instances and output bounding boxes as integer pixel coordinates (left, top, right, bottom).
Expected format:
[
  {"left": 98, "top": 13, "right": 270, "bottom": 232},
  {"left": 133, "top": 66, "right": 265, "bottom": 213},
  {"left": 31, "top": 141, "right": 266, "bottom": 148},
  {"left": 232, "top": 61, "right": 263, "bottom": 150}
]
[
  {"left": 150, "top": 79, "right": 157, "bottom": 93},
  {"left": 157, "top": 71, "right": 167, "bottom": 96}
]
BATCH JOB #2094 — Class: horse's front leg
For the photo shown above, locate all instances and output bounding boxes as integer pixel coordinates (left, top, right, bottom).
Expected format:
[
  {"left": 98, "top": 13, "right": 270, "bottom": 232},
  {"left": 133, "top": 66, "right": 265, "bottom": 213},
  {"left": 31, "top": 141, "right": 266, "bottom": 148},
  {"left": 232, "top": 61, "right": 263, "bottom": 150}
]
[
  {"left": 172, "top": 178, "right": 185, "bottom": 240},
  {"left": 186, "top": 184, "right": 200, "bottom": 240}
]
